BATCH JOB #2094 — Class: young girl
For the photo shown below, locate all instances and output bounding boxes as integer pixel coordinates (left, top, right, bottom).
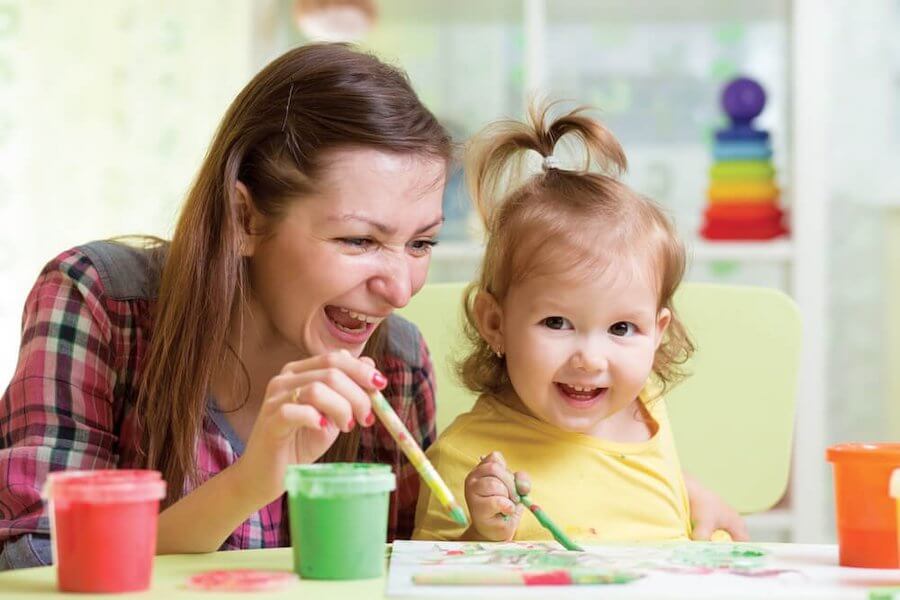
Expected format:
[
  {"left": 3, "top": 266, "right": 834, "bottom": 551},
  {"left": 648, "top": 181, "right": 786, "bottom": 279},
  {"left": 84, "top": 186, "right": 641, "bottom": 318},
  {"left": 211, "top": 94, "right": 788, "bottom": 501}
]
[{"left": 414, "top": 103, "right": 739, "bottom": 544}]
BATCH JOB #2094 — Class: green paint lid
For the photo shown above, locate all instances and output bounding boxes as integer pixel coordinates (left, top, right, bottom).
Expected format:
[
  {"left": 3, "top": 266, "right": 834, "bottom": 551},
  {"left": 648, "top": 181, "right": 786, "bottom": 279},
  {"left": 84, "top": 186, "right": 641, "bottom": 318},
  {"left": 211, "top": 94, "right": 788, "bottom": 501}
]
[{"left": 285, "top": 463, "right": 396, "bottom": 497}]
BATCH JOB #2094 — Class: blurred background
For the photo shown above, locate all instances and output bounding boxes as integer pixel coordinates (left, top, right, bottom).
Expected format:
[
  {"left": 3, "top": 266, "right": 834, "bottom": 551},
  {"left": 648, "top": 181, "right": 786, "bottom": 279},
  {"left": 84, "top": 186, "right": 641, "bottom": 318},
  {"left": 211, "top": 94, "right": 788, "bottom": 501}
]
[{"left": 1, "top": 0, "right": 898, "bottom": 544}]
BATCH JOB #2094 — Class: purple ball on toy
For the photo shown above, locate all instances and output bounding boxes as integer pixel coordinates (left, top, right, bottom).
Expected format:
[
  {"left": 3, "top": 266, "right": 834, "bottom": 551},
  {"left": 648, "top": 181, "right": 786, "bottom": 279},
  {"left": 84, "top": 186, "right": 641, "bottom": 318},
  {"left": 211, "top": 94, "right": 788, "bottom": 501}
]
[{"left": 722, "top": 77, "right": 766, "bottom": 124}]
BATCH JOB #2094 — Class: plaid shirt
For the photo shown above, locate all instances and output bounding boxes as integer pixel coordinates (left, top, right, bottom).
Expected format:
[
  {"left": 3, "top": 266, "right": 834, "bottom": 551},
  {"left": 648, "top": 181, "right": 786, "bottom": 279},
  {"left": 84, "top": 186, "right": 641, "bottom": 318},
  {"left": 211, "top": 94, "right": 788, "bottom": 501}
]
[{"left": 0, "top": 242, "right": 436, "bottom": 569}]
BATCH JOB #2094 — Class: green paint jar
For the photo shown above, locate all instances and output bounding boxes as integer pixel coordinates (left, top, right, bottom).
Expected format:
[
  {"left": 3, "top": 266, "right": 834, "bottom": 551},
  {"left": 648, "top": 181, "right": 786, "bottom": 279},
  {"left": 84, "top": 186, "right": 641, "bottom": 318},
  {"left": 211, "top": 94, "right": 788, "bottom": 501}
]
[{"left": 285, "top": 462, "right": 396, "bottom": 580}]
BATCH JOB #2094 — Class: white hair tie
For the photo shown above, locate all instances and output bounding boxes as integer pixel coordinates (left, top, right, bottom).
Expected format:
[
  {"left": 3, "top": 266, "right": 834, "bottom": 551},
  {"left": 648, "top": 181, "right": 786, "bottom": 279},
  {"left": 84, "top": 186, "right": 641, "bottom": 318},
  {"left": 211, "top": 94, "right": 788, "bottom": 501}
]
[{"left": 541, "top": 154, "right": 561, "bottom": 171}]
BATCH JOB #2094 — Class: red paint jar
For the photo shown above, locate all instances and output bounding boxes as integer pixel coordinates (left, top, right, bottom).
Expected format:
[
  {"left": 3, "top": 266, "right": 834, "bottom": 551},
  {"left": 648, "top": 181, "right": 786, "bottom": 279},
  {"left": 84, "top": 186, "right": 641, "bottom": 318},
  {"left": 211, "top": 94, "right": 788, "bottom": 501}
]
[{"left": 43, "top": 469, "right": 166, "bottom": 593}]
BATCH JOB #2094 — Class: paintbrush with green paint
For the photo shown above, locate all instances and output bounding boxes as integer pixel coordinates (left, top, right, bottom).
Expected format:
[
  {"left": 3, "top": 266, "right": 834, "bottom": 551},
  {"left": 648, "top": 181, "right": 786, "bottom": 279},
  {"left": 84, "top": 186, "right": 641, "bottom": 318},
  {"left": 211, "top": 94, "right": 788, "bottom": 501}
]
[
  {"left": 516, "top": 494, "right": 584, "bottom": 552},
  {"left": 369, "top": 390, "right": 468, "bottom": 526}
]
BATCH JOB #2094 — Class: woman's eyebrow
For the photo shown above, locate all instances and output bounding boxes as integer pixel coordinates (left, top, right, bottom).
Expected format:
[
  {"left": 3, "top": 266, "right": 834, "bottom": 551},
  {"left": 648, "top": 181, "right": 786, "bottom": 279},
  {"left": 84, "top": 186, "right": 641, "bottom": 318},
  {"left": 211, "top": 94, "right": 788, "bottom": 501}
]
[{"left": 328, "top": 215, "right": 444, "bottom": 236}]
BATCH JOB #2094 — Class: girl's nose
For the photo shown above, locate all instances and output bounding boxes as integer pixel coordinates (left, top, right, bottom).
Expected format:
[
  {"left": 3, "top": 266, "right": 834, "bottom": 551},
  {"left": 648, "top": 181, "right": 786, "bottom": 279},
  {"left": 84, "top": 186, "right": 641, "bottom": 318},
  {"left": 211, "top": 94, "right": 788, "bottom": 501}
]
[{"left": 571, "top": 339, "right": 610, "bottom": 373}]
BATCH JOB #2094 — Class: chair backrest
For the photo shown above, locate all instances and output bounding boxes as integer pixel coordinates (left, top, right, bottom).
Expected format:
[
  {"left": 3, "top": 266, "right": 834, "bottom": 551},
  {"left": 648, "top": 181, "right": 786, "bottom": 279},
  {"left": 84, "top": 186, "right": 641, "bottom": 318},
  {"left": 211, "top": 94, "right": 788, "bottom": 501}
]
[{"left": 397, "top": 282, "right": 800, "bottom": 514}]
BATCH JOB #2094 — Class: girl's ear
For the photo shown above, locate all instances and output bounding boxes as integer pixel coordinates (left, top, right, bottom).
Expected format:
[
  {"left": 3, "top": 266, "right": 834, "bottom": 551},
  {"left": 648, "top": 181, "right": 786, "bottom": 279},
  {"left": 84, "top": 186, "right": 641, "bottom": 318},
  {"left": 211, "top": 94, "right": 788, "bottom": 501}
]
[
  {"left": 234, "top": 180, "right": 265, "bottom": 257},
  {"left": 473, "top": 290, "right": 505, "bottom": 354},
  {"left": 654, "top": 307, "right": 672, "bottom": 350}
]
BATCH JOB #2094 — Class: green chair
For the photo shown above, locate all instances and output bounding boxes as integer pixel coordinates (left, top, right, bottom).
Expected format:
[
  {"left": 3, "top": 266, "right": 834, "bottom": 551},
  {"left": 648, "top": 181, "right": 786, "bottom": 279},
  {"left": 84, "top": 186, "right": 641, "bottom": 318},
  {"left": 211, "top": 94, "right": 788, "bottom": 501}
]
[{"left": 398, "top": 282, "right": 800, "bottom": 514}]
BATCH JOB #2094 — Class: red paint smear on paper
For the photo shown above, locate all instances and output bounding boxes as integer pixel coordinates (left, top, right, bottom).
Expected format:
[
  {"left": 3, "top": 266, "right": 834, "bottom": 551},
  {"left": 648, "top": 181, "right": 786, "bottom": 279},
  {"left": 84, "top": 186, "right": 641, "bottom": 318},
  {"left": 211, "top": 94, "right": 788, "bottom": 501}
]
[{"left": 523, "top": 570, "right": 572, "bottom": 585}]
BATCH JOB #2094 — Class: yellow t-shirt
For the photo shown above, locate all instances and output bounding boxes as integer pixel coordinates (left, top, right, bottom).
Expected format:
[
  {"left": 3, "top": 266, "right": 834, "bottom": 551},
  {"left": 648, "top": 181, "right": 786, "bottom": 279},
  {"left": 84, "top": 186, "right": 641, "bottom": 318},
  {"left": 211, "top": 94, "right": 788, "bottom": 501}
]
[{"left": 413, "top": 394, "right": 692, "bottom": 543}]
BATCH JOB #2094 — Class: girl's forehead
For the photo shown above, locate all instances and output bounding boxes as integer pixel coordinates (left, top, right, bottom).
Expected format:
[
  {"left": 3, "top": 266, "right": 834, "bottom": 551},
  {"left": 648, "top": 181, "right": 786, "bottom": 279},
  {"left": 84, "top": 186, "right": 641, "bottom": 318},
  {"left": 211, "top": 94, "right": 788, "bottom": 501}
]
[{"left": 511, "top": 236, "right": 662, "bottom": 290}]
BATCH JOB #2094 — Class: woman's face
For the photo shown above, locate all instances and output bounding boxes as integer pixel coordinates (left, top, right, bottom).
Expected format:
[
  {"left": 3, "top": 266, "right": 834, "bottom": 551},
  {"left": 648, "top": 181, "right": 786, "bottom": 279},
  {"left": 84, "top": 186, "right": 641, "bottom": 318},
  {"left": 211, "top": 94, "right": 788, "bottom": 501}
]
[{"left": 243, "top": 147, "right": 445, "bottom": 358}]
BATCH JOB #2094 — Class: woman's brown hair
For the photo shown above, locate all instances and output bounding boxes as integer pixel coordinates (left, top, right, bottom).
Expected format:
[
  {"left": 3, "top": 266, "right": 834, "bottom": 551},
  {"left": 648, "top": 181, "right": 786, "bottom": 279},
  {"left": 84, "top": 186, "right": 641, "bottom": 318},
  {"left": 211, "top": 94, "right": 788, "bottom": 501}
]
[
  {"left": 458, "top": 101, "right": 693, "bottom": 400},
  {"left": 138, "top": 43, "right": 451, "bottom": 505}
]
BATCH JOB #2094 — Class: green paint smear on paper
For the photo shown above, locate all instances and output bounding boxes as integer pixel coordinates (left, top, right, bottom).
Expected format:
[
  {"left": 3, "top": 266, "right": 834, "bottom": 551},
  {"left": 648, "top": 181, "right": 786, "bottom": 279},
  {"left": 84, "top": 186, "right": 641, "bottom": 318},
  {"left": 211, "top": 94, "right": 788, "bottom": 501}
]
[{"left": 671, "top": 544, "right": 768, "bottom": 570}]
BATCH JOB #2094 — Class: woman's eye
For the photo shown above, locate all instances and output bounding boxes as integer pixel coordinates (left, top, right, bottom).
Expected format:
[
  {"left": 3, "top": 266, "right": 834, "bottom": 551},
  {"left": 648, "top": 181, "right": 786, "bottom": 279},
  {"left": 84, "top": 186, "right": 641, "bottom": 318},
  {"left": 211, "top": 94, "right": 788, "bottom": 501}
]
[
  {"left": 338, "top": 238, "right": 374, "bottom": 250},
  {"left": 409, "top": 239, "right": 438, "bottom": 256},
  {"left": 609, "top": 322, "right": 637, "bottom": 337},
  {"left": 542, "top": 316, "right": 572, "bottom": 330}
]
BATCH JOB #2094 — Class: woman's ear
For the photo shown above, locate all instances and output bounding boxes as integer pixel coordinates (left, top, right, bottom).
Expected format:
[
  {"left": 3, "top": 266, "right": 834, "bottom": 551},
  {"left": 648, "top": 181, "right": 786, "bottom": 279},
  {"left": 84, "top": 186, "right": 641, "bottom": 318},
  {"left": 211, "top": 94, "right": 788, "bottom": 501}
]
[
  {"left": 473, "top": 290, "right": 505, "bottom": 356},
  {"left": 234, "top": 181, "right": 264, "bottom": 257}
]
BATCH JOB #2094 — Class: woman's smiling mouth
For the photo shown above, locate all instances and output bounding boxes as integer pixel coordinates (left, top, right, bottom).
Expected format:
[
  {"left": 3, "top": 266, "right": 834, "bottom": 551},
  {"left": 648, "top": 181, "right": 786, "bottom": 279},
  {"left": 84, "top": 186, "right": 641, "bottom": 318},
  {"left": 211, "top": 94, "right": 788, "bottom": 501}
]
[{"left": 323, "top": 305, "right": 383, "bottom": 344}]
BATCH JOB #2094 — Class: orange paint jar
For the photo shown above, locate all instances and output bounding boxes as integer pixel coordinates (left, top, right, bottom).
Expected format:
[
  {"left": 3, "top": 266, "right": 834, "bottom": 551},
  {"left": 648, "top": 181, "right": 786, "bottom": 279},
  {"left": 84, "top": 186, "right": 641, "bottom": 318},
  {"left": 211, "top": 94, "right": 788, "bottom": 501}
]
[
  {"left": 891, "top": 469, "right": 900, "bottom": 567},
  {"left": 827, "top": 444, "right": 900, "bottom": 568}
]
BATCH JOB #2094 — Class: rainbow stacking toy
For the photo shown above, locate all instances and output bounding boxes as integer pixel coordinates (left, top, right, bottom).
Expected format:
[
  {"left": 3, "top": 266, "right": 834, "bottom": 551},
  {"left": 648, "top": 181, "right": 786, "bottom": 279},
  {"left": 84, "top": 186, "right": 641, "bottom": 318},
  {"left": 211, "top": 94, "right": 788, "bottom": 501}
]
[{"left": 701, "top": 77, "right": 787, "bottom": 240}]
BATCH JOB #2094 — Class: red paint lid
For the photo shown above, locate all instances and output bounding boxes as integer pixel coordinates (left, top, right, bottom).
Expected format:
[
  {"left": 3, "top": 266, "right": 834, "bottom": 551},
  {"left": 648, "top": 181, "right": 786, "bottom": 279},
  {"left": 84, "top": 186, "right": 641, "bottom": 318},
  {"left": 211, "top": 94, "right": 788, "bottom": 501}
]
[
  {"left": 43, "top": 469, "right": 166, "bottom": 504},
  {"left": 826, "top": 443, "right": 900, "bottom": 463}
]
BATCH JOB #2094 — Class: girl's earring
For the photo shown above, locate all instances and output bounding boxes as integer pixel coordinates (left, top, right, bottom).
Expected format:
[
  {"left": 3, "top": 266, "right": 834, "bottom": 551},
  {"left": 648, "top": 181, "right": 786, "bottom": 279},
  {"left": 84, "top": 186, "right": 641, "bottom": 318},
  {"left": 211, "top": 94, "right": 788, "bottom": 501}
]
[{"left": 494, "top": 347, "right": 504, "bottom": 358}]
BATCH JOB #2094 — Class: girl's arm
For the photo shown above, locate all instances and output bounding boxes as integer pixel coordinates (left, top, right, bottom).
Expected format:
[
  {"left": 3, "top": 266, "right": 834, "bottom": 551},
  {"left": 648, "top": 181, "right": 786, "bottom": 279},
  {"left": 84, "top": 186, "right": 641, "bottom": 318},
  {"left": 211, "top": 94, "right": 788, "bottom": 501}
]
[{"left": 684, "top": 473, "right": 749, "bottom": 541}]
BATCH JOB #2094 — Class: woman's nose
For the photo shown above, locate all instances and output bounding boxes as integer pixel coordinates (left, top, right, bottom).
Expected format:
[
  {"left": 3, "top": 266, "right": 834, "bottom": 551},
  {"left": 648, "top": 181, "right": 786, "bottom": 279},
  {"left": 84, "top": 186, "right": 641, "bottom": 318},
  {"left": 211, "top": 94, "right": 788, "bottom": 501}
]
[{"left": 368, "top": 255, "right": 413, "bottom": 308}]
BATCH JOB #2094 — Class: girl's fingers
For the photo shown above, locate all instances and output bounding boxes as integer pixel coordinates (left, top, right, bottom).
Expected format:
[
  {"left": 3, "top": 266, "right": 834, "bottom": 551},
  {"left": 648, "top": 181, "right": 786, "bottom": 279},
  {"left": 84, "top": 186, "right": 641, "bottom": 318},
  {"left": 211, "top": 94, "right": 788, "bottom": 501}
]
[
  {"left": 488, "top": 496, "right": 517, "bottom": 516},
  {"left": 470, "top": 475, "right": 511, "bottom": 499},
  {"left": 513, "top": 471, "right": 531, "bottom": 497},
  {"left": 280, "top": 350, "right": 387, "bottom": 394},
  {"left": 475, "top": 460, "right": 518, "bottom": 499}
]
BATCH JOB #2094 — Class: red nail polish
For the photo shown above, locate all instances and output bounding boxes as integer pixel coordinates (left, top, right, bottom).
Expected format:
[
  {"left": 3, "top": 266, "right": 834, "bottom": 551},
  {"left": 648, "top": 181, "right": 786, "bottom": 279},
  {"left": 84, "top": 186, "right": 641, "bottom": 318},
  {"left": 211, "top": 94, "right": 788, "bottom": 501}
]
[
  {"left": 372, "top": 371, "right": 387, "bottom": 389},
  {"left": 346, "top": 416, "right": 356, "bottom": 431},
  {"left": 318, "top": 415, "right": 329, "bottom": 429},
  {"left": 365, "top": 411, "right": 375, "bottom": 427}
]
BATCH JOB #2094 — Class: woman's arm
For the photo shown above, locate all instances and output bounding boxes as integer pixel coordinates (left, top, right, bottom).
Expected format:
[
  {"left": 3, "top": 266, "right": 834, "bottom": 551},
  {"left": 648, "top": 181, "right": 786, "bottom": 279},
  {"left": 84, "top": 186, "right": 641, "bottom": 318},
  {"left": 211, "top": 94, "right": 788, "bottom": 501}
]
[
  {"left": 0, "top": 252, "right": 121, "bottom": 569},
  {"left": 156, "top": 462, "right": 258, "bottom": 554},
  {"left": 157, "top": 349, "right": 386, "bottom": 554}
]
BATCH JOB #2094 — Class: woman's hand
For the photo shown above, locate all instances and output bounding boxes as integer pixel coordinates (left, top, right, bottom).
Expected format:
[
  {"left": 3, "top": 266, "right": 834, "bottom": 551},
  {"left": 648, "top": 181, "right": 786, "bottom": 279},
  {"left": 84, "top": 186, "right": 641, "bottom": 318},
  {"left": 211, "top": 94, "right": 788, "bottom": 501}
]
[
  {"left": 234, "top": 349, "right": 386, "bottom": 508},
  {"left": 685, "top": 474, "right": 750, "bottom": 541},
  {"left": 464, "top": 452, "right": 530, "bottom": 541}
]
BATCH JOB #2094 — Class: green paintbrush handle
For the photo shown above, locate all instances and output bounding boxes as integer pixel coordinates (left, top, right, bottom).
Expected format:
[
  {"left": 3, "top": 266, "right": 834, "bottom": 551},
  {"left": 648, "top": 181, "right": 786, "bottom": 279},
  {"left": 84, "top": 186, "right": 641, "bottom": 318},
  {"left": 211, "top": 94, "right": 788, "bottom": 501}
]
[{"left": 518, "top": 494, "right": 584, "bottom": 552}]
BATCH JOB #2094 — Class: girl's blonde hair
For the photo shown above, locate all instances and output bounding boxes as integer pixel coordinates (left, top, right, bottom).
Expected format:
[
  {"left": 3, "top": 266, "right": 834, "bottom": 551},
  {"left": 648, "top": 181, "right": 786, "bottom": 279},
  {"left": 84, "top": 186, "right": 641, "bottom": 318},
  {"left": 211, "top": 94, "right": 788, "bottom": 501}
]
[{"left": 458, "top": 101, "right": 693, "bottom": 400}]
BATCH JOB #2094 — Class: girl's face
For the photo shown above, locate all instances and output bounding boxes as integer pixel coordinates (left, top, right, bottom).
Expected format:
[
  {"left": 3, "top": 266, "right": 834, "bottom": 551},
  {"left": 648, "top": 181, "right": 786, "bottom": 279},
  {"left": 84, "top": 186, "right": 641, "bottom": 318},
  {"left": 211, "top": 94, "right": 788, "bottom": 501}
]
[
  {"left": 486, "top": 257, "right": 670, "bottom": 436},
  {"left": 242, "top": 147, "right": 445, "bottom": 359}
]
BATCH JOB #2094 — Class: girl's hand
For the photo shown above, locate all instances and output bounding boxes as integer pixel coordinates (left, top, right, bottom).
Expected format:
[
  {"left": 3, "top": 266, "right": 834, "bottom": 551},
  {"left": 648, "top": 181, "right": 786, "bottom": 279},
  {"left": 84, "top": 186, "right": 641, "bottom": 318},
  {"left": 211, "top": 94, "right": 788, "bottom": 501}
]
[
  {"left": 464, "top": 451, "right": 530, "bottom": 541},
  {"left": 234, "top": 350, "right": 386, "bottom": 508},
  {"left": 686, "top": 475, "right": 750, "bottom": 541}
]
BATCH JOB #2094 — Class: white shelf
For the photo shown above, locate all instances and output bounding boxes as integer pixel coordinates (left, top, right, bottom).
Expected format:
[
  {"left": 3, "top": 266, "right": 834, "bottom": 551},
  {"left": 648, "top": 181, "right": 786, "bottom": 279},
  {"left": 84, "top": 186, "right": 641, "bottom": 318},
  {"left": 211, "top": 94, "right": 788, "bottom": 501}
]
[
  {"left": 435, "top": 239, "right": 794, "bottom": 264},
  {"left": 689, "top": 239, "right": 794, "bottom": 263}
]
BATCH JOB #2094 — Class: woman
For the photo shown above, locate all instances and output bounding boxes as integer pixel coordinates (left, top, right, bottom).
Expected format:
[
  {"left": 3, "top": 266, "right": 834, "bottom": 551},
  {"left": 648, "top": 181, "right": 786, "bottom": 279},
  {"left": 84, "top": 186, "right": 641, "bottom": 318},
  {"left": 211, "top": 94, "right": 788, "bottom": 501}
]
[{"left": 0, "top": 43, "right": 745, "bottom": 570}]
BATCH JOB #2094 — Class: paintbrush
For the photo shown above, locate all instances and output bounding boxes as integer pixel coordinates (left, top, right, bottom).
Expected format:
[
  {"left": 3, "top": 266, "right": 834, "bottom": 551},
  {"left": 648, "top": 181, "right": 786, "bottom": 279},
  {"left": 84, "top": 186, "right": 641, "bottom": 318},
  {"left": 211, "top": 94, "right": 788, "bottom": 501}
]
[
  {"left": 369, "top": 391, "right": 469, "bottom": 526},
  {"left": 414, "top": 568, "right": 641, "bottom": 586},
  {"left": 518, "top": 494, "right": 584, "bottom": 552}
]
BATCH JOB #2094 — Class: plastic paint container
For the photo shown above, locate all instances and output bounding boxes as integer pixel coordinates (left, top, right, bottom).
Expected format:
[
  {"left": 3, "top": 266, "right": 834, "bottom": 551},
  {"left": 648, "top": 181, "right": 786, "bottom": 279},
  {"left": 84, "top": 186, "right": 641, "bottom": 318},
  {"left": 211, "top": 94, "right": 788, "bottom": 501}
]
[
  {"left": 826, "top": 444, "right": 900, "bottom": 568},
  {"left": 891, "top": 469, "right": 900, "bottom": 568},
  {"left": 285, "top": 463, "right": 396, "bottom": 580},
  {"left": 43, "top": 469, "right": 166, "bottom": 593}
]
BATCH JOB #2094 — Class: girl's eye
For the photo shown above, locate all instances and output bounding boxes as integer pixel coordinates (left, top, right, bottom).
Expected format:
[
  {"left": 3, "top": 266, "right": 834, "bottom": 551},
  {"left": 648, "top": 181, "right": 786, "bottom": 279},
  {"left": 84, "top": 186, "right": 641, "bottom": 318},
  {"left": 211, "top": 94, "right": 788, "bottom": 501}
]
[
  {"left": 409, "top": 239, "right": 438, "bottom": 256},
  {"left": 609, "top": 322, "right": 637, "bottom": 337},
  {"left": 542, "top": 316, "right": 572, "bottom": 330}
]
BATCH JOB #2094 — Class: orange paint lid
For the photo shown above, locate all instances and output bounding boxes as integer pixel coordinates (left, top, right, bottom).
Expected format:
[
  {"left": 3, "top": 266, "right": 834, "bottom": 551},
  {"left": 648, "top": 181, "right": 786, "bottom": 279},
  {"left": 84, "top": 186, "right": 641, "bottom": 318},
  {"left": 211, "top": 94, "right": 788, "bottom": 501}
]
[{"left": 826, "top": 443, "right": 900, "bottom": 463}]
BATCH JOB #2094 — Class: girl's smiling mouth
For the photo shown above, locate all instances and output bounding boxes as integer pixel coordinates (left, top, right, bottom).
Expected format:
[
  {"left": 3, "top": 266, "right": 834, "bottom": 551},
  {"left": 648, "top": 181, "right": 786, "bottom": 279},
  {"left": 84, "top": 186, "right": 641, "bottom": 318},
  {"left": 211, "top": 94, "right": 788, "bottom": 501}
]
[{"left": 554, "top": 382, "right": 609, "bottom": 409}]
